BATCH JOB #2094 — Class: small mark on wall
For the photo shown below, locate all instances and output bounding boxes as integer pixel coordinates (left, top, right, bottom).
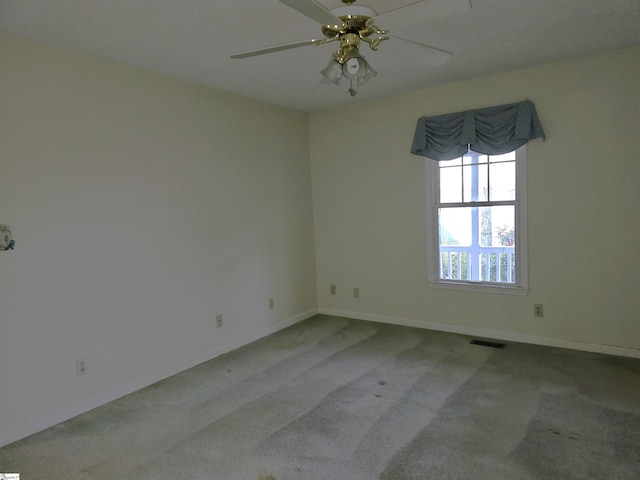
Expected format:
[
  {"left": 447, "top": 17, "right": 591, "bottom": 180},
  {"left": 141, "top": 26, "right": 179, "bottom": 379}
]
[{"left": 0, "top": 224, "right": 15, "bottom": 250}]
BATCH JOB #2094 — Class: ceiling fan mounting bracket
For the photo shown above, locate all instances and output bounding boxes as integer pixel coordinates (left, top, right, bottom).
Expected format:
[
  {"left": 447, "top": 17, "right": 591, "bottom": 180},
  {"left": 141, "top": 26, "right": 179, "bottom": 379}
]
[
  {"left": 321, "top": 10, "right": 389, "bottom": 53},
  {"left": 321, "top": 15, "right": 368, "bottom": 38}
]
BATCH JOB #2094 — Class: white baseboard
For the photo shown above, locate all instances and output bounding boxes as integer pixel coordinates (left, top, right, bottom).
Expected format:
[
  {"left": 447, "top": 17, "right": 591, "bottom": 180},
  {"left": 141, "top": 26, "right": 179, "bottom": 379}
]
[
  {"left": 319, "top": 308, "right": 640, "bottom": 359},
  {"left": 0, "top": 308, "right": 317, "bottom": 448}
]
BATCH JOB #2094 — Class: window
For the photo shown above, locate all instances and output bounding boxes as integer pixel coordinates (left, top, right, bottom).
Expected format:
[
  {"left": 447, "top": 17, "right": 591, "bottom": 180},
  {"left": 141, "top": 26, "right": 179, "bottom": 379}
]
[{"left": 425, "top": 146, "right": 528, "bottom": 294}]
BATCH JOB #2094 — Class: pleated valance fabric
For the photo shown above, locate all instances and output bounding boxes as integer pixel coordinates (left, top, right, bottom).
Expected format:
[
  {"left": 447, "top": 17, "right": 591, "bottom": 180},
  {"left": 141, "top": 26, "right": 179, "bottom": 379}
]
[{"left": 410, "top": 100, "right": 545, "bottom": 160}]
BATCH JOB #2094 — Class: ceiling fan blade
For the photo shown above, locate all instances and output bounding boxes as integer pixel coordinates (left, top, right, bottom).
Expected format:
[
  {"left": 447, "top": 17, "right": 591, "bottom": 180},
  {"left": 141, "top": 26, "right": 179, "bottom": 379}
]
[
  {"left": 374, "top": 0, "right": 471, "bottom": 31},
  {"left": 231, "top": 39, "right": 323, "bottom": 59},
  {"left": 278, "top": 0, "right": 343, "bottom": 26},
  {"left": 387, "top": 35, "right": 452, "bottom": 67}
]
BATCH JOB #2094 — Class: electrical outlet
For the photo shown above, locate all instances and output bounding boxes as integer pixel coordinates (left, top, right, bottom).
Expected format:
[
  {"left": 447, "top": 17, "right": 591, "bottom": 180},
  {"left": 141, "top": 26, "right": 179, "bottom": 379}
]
[
  {"left": 76, "top": 358, "right": 87, "bottom": 376},
  {"left": 353, "top": 287, "right": 360, "bottom": 299},
  {"left": 216, "top": 314, "right": 223, "bottom": 328},
  {"left": 269, "top": 298, "right": 274, "bottom": 310},
  {"left": 330, "top": 284, "right": 336, "bottom": 295},
  {"left": 534, "top": 304, "right": 544, "bottom": 317}
]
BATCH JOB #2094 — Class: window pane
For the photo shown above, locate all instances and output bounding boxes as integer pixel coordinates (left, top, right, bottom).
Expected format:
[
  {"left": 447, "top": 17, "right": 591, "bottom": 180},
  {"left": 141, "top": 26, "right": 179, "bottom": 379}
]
[
  {"left": 462, "top": 163, "right": 490, "bottom": 202},
  {"left": 463, "top": 165, "right": 473, "bottom": 202},
  {"left": 439, "top": 166, "right": 462, "bottom": 203},
  {"left": 438, "top": 207, "right": 473, "bottom": 281},
  {"left": 479, "top": 207, "right": 492, "bottom": 246},
  {"left": 489, "top": 151, "right": 515, "bottom": 163},
  {"left": 478, "top": 163, "right": 488, "bottom": 201},
  {"left": 463, "top": 153, "right": 488, "bottom": 165},
  {"left": 438, "top": 207, "right": 471, "bottom": 246},
  {"left": 438, "top": 205, "right": 516, "bottom": 283},
  {"left": 481, "top": 205, "right": 515, "bottom": 247},
  {"left": 440, "top": 158, "right": 462, "bottom": 167},
  {"left": 489, "top": 161, "right": 515, "bottom": 201}
]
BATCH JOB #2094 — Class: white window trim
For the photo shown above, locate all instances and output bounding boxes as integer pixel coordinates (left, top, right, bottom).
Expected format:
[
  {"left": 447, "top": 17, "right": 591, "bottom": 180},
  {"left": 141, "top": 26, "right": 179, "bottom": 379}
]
[{"left": 424, "top": 145, "right": 529, "bottom": 295}]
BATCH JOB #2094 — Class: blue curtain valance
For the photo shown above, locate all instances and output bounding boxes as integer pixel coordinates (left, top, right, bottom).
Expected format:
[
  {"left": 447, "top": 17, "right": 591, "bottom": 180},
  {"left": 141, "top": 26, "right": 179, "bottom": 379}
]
[{"left": 410, "top": 99, "right": 545, "bottom": 160}]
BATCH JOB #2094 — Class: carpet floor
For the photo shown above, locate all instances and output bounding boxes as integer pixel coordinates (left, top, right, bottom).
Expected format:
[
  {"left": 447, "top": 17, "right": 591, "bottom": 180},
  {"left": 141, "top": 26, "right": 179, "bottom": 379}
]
[{"left": 1, "top": 315, "right": 639, "bottom": 479}]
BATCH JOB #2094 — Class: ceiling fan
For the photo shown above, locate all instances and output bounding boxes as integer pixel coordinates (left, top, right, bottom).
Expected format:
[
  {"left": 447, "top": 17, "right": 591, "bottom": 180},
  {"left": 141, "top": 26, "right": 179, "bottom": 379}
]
[{"left": 231, "top": 0, "right": 471, "bottom": 96}]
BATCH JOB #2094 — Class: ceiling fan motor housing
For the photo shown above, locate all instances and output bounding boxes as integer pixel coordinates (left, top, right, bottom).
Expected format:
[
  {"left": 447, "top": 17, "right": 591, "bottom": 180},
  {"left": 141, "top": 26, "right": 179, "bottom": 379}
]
[{"left": 322, "top": 5, "right": 389, "bottom": 62}]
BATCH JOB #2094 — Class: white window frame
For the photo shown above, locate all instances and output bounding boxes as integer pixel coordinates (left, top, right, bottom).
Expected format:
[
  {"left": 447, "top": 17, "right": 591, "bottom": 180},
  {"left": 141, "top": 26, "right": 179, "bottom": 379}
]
[{"left": 425, "top": 145, "right": 529, "bottom": 295}]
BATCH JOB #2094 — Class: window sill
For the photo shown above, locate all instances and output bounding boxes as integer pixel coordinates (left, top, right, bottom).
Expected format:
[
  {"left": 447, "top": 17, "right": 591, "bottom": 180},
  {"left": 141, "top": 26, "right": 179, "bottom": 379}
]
[{"left": 428, "top": 280, "right": 529, "bottom": 296}]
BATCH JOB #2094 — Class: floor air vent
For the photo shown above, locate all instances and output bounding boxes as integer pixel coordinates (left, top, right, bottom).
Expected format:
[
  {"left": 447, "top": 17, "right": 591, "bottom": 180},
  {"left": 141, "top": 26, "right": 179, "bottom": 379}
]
[{"left": 470, "top": 339, "right": 506, "bottom": 349}]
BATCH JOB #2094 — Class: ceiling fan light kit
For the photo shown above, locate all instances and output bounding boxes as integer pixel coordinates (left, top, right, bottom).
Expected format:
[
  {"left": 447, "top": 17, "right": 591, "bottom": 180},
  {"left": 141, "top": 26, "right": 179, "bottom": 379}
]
[
  {"left": 322, "top": 54, "right": 377, "bottom": 96},
  {"left": 231, "top": 0, "right": 471, "bottom": 96},
  {"left": 320, "top": 29, "right": 379, "bottom": 96}
]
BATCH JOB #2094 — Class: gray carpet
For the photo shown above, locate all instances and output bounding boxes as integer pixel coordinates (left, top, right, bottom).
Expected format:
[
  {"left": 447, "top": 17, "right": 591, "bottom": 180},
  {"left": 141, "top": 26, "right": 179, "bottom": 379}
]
[{"left": 1, "top": 315, "right": 639, "bottom": 479}]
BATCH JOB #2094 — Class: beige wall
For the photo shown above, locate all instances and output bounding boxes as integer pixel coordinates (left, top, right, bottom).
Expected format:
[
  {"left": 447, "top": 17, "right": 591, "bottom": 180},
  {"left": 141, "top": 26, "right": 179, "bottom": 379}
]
[
  {"left": 310, "top": 46, "right": 640, "bottom": 352},
  {"left": 0, "top": 35, "right": 317, "bottom": 446}
]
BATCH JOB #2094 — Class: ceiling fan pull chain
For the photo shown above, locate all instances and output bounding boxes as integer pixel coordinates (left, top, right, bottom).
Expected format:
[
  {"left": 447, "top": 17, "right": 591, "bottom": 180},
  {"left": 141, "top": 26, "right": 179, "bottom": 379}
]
[{"left": 348, "top": 78, "right": 357, "bottom": 97}]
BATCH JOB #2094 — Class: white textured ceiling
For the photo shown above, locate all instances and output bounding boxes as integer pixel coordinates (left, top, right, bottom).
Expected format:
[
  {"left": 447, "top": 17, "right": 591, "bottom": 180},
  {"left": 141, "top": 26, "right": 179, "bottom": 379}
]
[{"left": 1, "top": 0, "right": 639, "bottom": 111}]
